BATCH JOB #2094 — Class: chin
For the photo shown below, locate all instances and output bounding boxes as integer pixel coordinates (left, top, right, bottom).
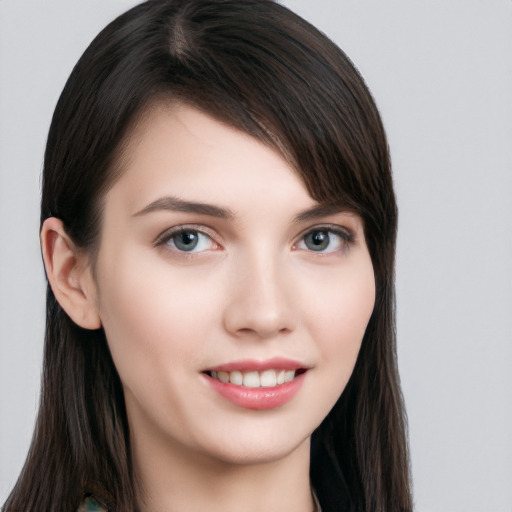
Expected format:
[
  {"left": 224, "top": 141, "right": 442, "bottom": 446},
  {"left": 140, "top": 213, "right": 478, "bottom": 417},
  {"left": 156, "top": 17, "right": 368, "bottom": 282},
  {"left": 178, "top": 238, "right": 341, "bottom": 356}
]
[{"left": 193, "top": 422, "right": 313, "bottom": 467}]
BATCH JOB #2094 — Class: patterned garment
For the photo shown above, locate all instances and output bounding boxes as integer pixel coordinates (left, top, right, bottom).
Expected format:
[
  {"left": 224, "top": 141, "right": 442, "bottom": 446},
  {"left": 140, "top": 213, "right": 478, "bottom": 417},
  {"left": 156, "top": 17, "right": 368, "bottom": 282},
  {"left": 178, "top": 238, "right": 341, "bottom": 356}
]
[{"left": 77, "top": 496, "right": 107, "bottom": 512}]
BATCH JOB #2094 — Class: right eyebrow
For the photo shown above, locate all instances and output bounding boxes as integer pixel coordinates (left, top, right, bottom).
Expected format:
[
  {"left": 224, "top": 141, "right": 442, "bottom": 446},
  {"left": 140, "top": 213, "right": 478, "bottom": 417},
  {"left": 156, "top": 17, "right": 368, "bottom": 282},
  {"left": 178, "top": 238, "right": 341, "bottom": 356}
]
[
  {"left": 293, "top": 203, "right": 353, "bottom": 223},
  {"left": 133, "top": 195, "right": 236, "bottom": 220}
]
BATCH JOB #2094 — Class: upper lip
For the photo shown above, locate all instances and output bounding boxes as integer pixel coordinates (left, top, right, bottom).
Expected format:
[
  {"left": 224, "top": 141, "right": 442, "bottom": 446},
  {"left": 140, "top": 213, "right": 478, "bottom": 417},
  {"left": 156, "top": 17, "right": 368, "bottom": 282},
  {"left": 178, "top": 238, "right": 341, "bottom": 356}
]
[{"left": 204, "top": 357, "right": 309, "bottom": 373}]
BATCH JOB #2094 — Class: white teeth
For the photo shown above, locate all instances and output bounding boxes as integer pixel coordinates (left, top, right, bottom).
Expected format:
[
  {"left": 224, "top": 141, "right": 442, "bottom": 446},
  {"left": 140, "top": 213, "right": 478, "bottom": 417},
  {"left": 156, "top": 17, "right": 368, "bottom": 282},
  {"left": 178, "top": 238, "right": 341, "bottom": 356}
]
[
  {"left": 229, "top": 371, "right": 243, "bottom": 386},
  {"left": 217, "top": 371, "right": 229, "bottom": 383},
  {"left": 284, "top": 370, "right": 295, "bottom": 383},
  {"left": 209, "top": 369, "right": 297, "bottom": 387},
  {"left": 260, "top": 369, "right": 277, "bottom": 387},
  {"left": 243, "top": 371, "right": 260, "bottom": 388}
]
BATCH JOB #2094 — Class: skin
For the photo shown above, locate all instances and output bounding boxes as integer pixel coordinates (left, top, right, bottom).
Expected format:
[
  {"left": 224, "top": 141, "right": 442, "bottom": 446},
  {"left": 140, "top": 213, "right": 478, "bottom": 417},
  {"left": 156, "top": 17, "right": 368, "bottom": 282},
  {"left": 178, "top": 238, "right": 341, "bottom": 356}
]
[{"left": 42, "top": 104, "right": 375, "bottom": 512}]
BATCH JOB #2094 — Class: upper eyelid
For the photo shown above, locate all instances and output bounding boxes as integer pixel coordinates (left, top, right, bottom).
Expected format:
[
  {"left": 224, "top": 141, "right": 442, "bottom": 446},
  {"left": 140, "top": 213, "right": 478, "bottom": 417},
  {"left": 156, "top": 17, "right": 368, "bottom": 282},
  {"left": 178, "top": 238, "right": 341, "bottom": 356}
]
[
  {"left": 152, "top": 222, "right": 356, "bottom": 249},
  {"left": 296, "top": 223, "right": 355, "bottom": 241},
  {"left": 292, "top": 224, "right": 357, "bottom": 255},
  {"left": 153, "top": 224, "right": 219, "bottom": 246}
]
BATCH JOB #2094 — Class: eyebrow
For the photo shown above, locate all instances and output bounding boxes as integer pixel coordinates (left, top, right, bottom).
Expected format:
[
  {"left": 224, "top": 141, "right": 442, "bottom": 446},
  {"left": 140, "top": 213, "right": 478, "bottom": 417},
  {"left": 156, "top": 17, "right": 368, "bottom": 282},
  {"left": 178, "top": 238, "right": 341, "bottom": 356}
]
[
  {"left": 133, "top": 195, "right": 351, "bottom": 223},
  {"left": 293, "top": 203, "right": 352, "bottom": 223},
  {"left": 133, "top": 195, "right": 235, "bottom": 219}
]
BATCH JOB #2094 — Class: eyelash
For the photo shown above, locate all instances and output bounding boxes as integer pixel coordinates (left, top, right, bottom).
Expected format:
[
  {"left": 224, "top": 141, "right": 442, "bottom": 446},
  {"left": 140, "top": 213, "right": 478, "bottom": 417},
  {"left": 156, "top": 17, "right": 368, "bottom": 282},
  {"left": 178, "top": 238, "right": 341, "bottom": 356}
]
[
  {"left": 293, "top": 225, "right": 355, "bottom": 254},
  {"left": 154, "top": 224, "right": 220, "bottom": 255},
  {"left": 154, "top": 224, "right": 355, "bottom": 256}
]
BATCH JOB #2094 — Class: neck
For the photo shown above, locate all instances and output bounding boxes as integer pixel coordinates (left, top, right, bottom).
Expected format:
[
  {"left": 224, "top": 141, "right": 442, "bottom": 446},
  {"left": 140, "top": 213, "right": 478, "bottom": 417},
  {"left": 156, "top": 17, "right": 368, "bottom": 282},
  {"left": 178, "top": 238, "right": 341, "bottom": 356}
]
[{"left": 132, "top": 430, "right": 314, "bottom": 512}]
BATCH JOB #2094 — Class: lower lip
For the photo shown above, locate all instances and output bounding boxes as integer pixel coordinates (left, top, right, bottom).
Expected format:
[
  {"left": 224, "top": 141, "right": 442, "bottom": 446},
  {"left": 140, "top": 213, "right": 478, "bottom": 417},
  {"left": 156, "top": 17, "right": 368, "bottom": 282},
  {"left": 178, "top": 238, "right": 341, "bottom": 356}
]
[{"left": 203, "top": 372, "right": 306, "bottom": 410}]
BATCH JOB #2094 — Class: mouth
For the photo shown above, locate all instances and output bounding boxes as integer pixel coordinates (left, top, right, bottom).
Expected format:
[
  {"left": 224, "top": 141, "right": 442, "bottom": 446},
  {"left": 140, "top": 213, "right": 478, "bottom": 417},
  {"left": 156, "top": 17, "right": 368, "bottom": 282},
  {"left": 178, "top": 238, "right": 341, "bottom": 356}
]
[
  {"left": 201, "top": 359, "right": 309, "bottom": 409},
  {"left": 203, "top": 368, "right": 307, "bottom": 388}
]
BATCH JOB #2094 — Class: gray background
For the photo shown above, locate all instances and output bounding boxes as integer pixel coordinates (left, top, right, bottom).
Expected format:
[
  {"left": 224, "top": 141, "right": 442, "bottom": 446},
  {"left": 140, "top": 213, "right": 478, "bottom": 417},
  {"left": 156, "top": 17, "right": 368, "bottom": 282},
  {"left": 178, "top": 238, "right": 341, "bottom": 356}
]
[{"left": 1, "top": 1, "right": 511, "bottom": 511}]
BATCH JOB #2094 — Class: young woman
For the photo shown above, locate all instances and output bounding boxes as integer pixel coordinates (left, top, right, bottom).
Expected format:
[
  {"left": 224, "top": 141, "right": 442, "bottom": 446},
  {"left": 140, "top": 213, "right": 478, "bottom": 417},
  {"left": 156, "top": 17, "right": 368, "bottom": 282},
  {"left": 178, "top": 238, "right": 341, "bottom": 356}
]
[{"left": 3, "top": 1, "right": 412, "bottom": 511}]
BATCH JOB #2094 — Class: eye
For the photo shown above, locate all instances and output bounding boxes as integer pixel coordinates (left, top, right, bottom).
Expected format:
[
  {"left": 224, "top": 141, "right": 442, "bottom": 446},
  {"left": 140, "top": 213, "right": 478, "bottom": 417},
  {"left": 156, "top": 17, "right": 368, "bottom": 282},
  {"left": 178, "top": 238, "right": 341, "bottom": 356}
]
[
  {"left": 157, "top": 228, "right": 219, "bottom": 253},
  {"left": 295, "top": 227, "right": 353, "bottom": 253}
]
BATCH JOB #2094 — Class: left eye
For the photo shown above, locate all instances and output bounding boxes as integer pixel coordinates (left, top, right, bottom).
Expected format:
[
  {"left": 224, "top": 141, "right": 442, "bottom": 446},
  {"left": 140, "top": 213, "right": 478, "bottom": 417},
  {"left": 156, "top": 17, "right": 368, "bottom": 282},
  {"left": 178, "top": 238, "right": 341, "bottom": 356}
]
[
  {"left": 163, "top": 229, "right": 216, "bottom": 253},
  {"left": 295, "top": 228, "right": 351, "bottom": 253}
]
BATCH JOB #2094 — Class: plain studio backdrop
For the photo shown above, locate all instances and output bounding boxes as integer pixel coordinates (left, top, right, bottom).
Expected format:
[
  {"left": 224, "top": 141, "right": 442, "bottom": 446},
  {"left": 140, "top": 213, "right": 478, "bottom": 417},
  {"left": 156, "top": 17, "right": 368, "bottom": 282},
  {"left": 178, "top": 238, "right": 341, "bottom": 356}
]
[{"left": 0, "top": 1, "right": 511, "bottom": 511}]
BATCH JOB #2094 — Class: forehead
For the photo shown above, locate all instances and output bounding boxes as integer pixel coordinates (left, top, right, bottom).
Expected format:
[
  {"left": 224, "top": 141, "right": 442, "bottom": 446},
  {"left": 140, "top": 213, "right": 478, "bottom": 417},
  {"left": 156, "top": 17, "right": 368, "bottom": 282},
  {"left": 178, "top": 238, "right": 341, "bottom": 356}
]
[{"left": 106, "top": 103, "right": 318, "bottom": 217}]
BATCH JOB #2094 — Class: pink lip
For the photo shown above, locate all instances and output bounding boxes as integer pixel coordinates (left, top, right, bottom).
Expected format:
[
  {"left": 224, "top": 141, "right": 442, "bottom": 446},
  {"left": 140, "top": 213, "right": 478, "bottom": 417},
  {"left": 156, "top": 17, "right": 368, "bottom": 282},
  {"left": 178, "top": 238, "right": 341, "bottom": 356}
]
[
  {"left": 205, "top": 357, "right": 307, "bottom": 373},
  {"left": 201, "top": 358, "right": 308, "bottom": 410}
]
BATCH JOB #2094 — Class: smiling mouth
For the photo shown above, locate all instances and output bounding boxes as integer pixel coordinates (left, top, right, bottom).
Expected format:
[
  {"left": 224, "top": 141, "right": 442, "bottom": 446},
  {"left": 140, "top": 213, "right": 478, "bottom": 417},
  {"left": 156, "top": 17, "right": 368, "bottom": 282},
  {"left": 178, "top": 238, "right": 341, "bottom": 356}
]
[{"left": 203, "top": 368, "right": 307, "bottom": 388}]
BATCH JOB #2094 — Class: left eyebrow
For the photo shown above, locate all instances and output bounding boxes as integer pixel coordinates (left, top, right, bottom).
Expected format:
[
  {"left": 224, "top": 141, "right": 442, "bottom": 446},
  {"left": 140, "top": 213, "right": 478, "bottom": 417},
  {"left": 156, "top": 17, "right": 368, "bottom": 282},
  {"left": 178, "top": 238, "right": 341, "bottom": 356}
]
[
  {"left": 293, "top": 203, "right": 353, "bottom": 223},
  {"left": 133, "top": 195, "right": 235, "bottom": 219}
]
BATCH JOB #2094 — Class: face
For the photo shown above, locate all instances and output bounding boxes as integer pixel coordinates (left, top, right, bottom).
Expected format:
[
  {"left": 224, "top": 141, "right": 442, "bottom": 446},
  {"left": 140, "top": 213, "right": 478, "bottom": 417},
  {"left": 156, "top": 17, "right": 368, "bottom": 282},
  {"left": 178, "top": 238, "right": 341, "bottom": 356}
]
[{"left": 90, "top": 104, "right": 375, "bottom": 467}]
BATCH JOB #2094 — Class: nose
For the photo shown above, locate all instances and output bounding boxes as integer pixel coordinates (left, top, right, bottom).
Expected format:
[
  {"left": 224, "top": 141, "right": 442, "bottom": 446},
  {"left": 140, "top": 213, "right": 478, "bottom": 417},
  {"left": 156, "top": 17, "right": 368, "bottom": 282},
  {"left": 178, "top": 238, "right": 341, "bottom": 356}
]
[{"left": 222, "top": 252, "right": 297, "bottom": 339}]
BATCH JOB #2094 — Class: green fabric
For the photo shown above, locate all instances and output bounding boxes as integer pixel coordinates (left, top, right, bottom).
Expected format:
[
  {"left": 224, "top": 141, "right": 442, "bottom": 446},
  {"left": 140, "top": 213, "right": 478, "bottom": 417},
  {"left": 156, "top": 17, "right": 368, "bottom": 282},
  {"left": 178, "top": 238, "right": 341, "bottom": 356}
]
[{"left": 77, "top": 496, "right": 107, "bottom": 512}]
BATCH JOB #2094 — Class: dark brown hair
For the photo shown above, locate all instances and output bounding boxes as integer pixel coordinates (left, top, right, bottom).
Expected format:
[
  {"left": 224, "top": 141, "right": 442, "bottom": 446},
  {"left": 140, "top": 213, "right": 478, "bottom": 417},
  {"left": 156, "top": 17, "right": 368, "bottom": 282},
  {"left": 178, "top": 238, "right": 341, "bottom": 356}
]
[{"left": 3, "top": 1, "right": 411, "bottom": 511}]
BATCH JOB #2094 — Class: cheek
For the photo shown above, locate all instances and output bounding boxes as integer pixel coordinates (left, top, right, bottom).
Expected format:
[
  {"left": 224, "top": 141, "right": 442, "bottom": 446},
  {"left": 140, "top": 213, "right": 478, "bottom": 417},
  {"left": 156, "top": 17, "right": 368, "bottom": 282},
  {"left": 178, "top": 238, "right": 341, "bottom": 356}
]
[
  {"left": 301, "top": 256, "right": 375, "bottom": 381},
  {"left": 306, "top": 259, "right": 374, "bottom": 338},
  {"left": 95, "top": 251, "right": 218, "bottom": 387}
]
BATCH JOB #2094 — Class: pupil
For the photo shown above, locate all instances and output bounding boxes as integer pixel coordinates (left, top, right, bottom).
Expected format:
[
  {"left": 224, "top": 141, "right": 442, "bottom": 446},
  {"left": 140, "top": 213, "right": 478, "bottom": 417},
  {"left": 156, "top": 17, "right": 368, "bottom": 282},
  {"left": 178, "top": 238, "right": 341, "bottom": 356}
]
[
  {"left": 175, "top": 231, "right": 198, "bottom": 251},
  {"left": 306, "top": 230, "right": 329, "bottom": 251}
]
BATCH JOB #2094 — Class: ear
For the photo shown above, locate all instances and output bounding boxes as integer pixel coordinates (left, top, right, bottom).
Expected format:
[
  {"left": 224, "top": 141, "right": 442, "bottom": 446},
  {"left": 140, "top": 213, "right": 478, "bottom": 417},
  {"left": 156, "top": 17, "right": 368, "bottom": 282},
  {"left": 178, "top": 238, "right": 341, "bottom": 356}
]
[{"left": 41, "top": 217, "right": 101, "bottom": 330}]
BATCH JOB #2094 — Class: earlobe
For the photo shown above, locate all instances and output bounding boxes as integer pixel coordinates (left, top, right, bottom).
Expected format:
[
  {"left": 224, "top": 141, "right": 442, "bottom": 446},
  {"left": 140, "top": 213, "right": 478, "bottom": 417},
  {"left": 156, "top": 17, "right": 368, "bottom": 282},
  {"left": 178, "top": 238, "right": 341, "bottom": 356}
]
[{"left": 40, "top": 217, "right": 101, "bottom": 330}]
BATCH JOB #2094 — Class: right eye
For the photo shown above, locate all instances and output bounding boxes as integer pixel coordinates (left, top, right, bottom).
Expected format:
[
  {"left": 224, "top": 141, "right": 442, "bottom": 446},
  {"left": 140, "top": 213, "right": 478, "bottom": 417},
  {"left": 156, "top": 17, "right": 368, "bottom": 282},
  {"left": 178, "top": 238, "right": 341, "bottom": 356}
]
[{"left": 157, "top": 228, "right": 219, "bottom": 253}]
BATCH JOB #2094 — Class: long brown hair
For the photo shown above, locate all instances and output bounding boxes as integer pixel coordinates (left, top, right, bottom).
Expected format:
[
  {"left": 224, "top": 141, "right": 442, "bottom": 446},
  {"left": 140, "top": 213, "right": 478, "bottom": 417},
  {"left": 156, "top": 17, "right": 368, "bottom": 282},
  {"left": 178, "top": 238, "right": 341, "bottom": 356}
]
[{"left": 3, "top": 1, "right": 411, "bottom": 511}]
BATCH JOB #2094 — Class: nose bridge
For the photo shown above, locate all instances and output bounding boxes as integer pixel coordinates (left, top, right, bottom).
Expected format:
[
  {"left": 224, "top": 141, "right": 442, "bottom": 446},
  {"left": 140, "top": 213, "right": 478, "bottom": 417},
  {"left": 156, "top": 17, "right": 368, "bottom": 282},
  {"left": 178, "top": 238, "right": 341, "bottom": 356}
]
[{"left": 223, "top": 244, "right": 296, "bottom": 338}]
